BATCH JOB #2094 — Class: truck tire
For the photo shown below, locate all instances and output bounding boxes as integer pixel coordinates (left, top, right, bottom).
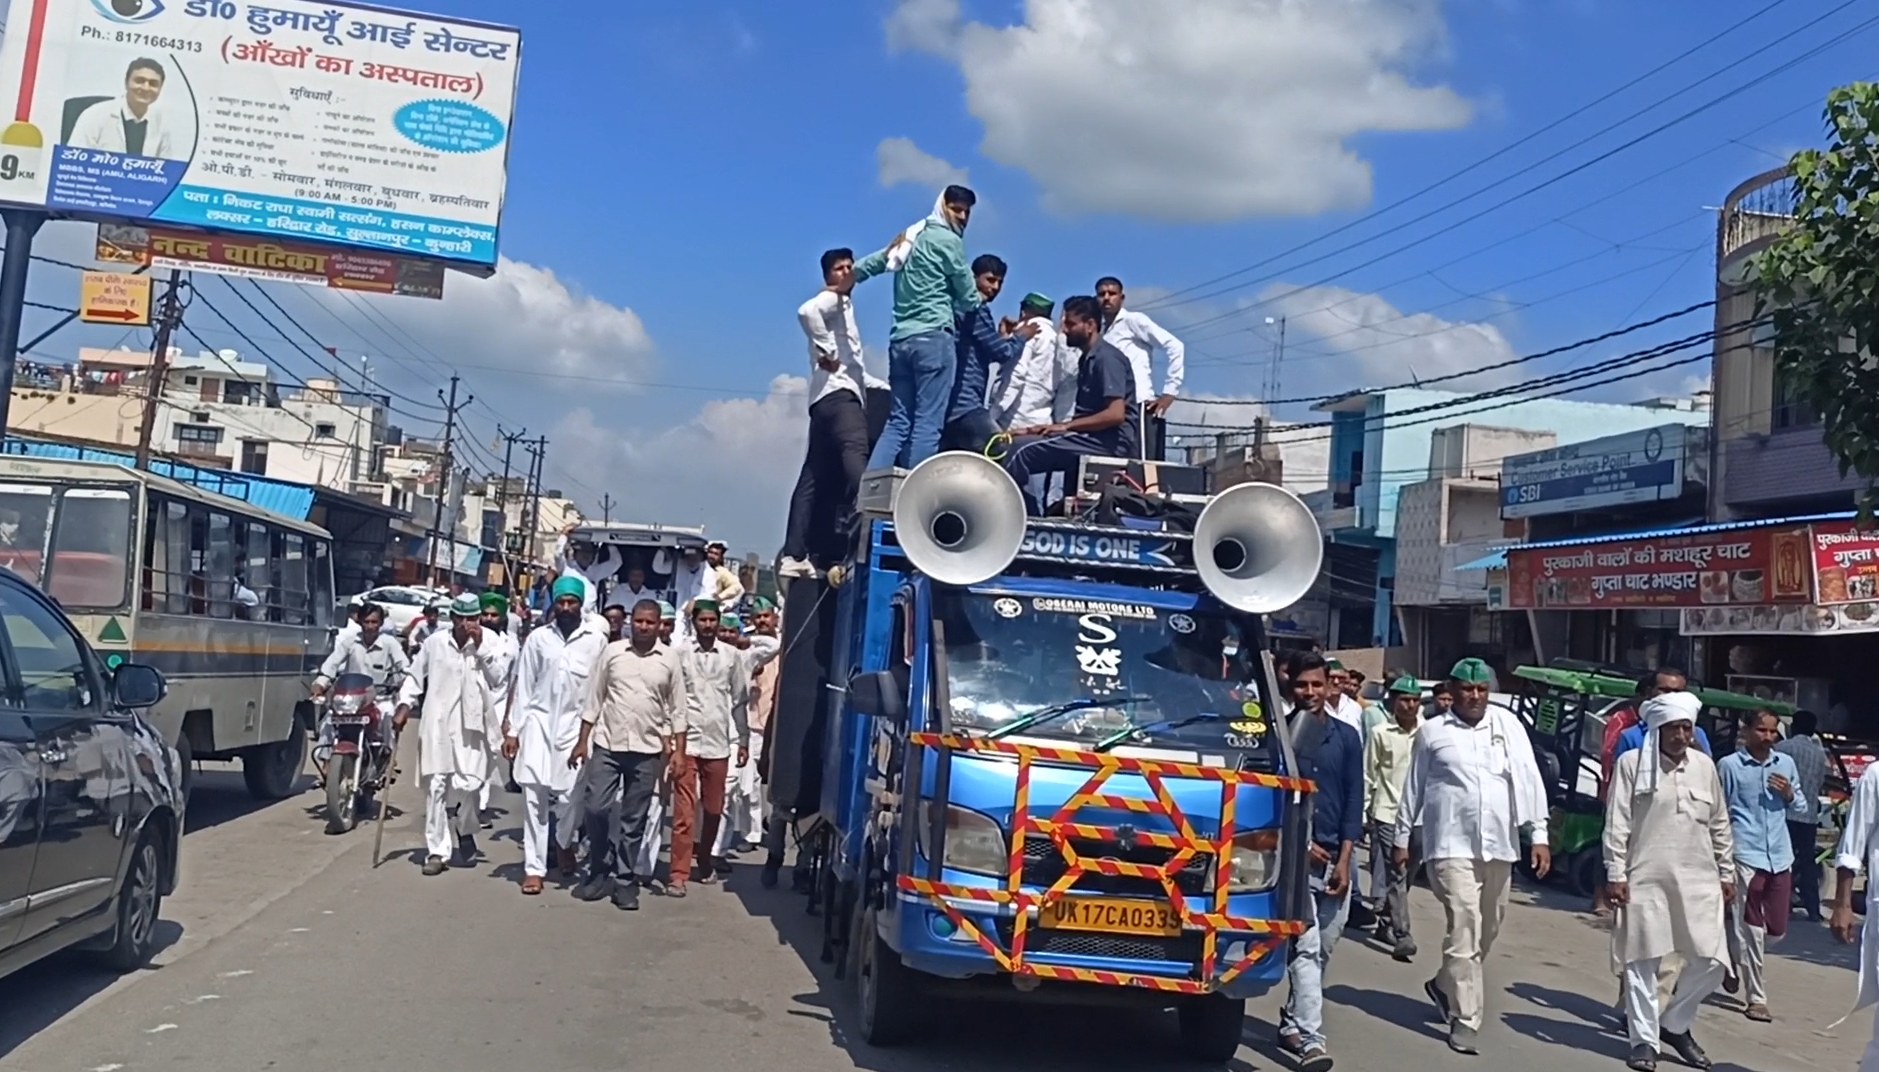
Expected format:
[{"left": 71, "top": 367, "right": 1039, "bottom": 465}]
[
  {"left": 1176, "top": 994, "right": 1247, "bottom": 1064},
  {"left": 100, "top": 831, "right": 164, "bottom": 971},
  {"left": 325, "top": 753, "right": 359, "bottom": 834},
  {"left": 242, "top": 731, "right": 305, "bottom": 800},
  {"left": 853, "top": 904, "right": 920, "bottom": 1046}
]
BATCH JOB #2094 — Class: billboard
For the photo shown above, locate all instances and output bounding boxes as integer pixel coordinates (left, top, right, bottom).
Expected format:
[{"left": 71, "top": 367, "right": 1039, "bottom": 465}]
[
  {"left": 97, "top": 222, "right": 443, "bottom": 297},
  {"left": 1500, "top": 425, "right": 1687, "bottom": 519},
  {"left": 1506, "top": 525, "right": 1812, "bottom": 610},
  {"left": 0, "top": 0, "right": 518, "bottom": 268},
  {"left": 1807, "top": 520, "right": 1879, "bottom": 605}
]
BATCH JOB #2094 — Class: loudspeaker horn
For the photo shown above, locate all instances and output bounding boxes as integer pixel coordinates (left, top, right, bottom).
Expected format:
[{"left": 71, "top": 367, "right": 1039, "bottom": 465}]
[
  {"left": 1193, "top": 482, "right": 1324, "bottom": 614},
  {"left": 893, "top": 452, "right": 1027, "bottom": 587}
]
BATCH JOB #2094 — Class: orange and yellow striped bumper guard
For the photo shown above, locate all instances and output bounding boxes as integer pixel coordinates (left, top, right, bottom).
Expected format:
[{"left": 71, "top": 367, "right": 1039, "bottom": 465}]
[{"left": 899, "top": 732, "right": 1315, "bottom": 995}]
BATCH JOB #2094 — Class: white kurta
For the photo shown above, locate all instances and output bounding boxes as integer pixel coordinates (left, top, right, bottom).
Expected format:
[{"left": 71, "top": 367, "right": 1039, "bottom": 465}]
[
  {"left": 1394, "top": 704, "right": 1550, "bottom": 861},
  {"left": 399, "top": 629, "right": 501, "bottom": 781},
  {"left": 1834, "top": 764, "right": 1879, "bottom": 1032},
  {"left": 480, "top": 627, "right": 518, "bottom": 701},
  {"left": 508, "top": 616, "right": 609, "bottom": 792},
  {"left": 679, "top": 644, "right": 749, "bottom": 761},
  {"left": 1604, "top": 746, "right": 1735, "bottom": 965}
]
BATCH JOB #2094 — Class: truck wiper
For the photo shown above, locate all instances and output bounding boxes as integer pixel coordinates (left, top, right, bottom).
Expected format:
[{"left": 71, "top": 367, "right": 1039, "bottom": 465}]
[
  {"left": 1092, "top": 712, "right": 1224, "bottom": 753},
  {"left": 985, "top": 696, "right": 1151, "bottom": 741}
]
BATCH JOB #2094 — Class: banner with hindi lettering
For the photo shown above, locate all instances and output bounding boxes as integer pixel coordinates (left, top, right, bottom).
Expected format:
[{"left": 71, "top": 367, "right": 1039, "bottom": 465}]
[
  {"left": 97, "top": 222, "right": 443, "bottom": 297},
  {"left": 1505, "top": 526, "right": 1813, "bottom": 610},
  {"left": 0, "top": 0, "right": 517, "bottom": 269}
]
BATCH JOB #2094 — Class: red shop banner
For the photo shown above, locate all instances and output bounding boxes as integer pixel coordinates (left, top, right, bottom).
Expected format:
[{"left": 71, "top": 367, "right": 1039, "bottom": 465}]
[
  {"left": 1808, "top": 520, "right": 1879, "bottom": 604},
  {"left": 1507, "top": 526, "right": 1812, "bottom": 610}
]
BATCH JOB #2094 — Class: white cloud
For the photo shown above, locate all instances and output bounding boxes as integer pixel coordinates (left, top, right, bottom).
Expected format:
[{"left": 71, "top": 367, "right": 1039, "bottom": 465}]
[
  {"left": 1255, "top": 282, "right": 1518, "bottom": 391},
  {"left": 876, "top": 136, "right": 970, "bottom": 190},
  {"left": 887, "top": 0, "right": 1470, "bottom": 221},
  {"left": 552, "top": 375, "right": 810, "bottom": 553}
]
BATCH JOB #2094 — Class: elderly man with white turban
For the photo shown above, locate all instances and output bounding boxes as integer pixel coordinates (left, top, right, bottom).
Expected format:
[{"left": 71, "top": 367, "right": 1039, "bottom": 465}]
[{"left": 1604, "top": 691, "right": 1735, "bottom": 1072}]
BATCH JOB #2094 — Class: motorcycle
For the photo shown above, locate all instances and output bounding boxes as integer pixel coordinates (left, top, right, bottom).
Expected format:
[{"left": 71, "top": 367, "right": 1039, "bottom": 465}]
[{"left": 322, "top": 672, "right": 396, "bottom": 834}]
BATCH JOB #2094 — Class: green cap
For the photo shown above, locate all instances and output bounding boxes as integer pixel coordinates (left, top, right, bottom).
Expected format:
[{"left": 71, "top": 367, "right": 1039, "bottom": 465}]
[
  {"left": 720, "top": 612, "right": 743, "bottom": 631},
  {"left": 1449, "top": 657, "right": 1493, "bottom": 684},
  {"left": 1387, "top": 674, "right": 1421, "bottom": 696},
  {"left": 1324, "top": 657, "right": 1344, "bottom": 671},
  {"left": 657, "top": 600, "right": 676, "bottom": 620},
  {"left": 448, "top": 593, "right": 481, "bottom": 618},
  {"left": 1021, "top": 291, "right": 1053, "bottom": 311},
  {"left": 478, "top": 591, "right": 508, "bottom": 615},
  {"left": 693, "top": 598, "right": 720, "bottom": 616},
  {"left": 751, "top": 596, "right": 775, "bottom": 611},
  {"left": 550, "top": 575, "right": 585, "bottom": 602}
]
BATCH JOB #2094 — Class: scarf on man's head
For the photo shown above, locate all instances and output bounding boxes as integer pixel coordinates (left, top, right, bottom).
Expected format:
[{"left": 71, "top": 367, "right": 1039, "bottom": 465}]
[
  {"left": 884, "top": 192, "right": 956, "bottom": 272},
  {"left": 1638, "top": 691, "right": 1703, "bottom": 794}
]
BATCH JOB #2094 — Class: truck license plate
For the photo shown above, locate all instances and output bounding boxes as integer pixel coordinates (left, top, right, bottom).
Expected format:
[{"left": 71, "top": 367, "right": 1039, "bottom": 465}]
[{"left": 1038, "top": 897, "right": 1181, "bottom": 937}]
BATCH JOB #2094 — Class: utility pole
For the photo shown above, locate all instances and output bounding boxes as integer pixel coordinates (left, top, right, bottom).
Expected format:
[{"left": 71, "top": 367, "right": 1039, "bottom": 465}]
[
  {"left": 424, "top": 375, "right": 472, "bottom": 587},
  {"left": 599, "top": 493, "right": 614, "bottom": 524},
  {"left": 494, "top": 426, "right": 526, "bottom": 588},
  {"left": 522, "top": 435, "right": 546, "bottom": 565},
  {"left": 134, "top": 270, "right": 187, "bottom": 470},
  {"left": 1262, "top": 315, "right": 1286, "bottom": 406}
]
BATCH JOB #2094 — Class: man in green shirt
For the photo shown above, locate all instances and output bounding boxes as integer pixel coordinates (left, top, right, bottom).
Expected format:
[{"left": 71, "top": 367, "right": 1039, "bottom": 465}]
[{"left": 855, "top": 184, "right": 981, "bottom": 470}]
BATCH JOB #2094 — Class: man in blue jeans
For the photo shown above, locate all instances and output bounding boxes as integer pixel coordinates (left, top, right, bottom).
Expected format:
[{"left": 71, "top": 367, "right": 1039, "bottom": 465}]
[
  {"left": 854, "top": 184, "right": 980, "bottom": 471},
  {"left": 941, "top": 253, "right": 1024, "bottom": 454},
  {"left": 1278, "top": 650, "right": 1364, "bottom": 1072}
]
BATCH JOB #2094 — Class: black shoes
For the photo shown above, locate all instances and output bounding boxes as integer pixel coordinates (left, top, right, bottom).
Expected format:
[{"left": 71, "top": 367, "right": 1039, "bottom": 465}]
[
  {"left": 612, "top": 884, "right": 640, "bottom": 911},
  {"left": 1626, "top": 1044, "right": 1656, "bottom": 1071},
  {"left": 422, "top": 855, "right": 447, "bottom": 876},
  {"left": 1659, "top": 1030, "right": 1711, "bottom": 1070},
  {"left": 573, "top": 875, "right": 615, "bottom": 902}
]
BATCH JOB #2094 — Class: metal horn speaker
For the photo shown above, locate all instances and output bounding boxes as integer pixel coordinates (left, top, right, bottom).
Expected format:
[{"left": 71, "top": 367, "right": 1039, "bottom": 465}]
[
  {"left": 1193, "top": 482, "right": 1324, "bottom": 614},
  {"left": 893, "top": 452, "right": 1027, "bottom": 587}
]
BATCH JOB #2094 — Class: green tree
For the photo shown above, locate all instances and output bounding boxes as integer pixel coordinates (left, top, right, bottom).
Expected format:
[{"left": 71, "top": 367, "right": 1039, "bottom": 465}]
[{"left": 1751, "top": 82, "right": 1879, "bottom": 513}]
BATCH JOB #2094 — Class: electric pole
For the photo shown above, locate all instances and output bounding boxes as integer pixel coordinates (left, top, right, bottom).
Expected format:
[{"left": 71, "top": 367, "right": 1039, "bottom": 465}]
[
  {"left": 134, "top": 270, "right": 187, "bottom": 470},
  {"left": 522, "top": 435, "right": 547, "bottom": 565},
  {"left": 424, "top": 375, "right": 472, "bottom": 587},
  {"left": 494, "top": 426, "right": 526, "bottom": 589},
  {"left": 599, "top": 493, "right": 614, "bottom": 524}
]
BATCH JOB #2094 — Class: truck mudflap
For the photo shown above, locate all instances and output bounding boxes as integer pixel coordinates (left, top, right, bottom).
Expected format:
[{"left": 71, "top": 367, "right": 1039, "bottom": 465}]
[{"left": 898, "top": 731, "right": 1314, "bottom": 995}]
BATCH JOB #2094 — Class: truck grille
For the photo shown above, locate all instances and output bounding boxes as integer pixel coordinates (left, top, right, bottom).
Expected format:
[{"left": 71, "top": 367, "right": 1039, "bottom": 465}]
[
  {"left": 996, "top": 920, "right": 1204, "bottom": 965},
  {"left": 1020, "top": 834, "right": 1213, "bottom": 898}
]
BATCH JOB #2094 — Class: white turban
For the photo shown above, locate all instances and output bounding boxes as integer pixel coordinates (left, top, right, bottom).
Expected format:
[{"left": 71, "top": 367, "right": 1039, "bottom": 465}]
[
  {"left": 1642, "top": 691, "right": 1702, "bottom": 731},
  {"left": 1639, "top": 690, "right": 1703, "bottom": 793}
]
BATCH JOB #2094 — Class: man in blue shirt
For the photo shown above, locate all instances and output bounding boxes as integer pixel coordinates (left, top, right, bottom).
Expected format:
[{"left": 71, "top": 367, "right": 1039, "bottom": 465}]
[
  {"left": 1717, "top": 708, "right": 1808, "bottom": 1023},
  {"left": 1277, "top": 650, "right": 1364, "bottom": 1072}
]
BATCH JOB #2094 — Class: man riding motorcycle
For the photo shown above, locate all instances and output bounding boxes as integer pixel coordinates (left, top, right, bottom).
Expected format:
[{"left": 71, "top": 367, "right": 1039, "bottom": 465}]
[{"left": 311, "top": 601, "right": 410, "bottom": 784}]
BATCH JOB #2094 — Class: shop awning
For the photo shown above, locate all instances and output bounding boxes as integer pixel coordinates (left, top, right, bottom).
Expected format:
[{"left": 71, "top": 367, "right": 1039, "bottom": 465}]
[
  {"left": 1457, "top": 548, "right": 1508, "bottom": 571},
  {"left": 1518, "top": 512, "right": 1850, "bottom": 553}
]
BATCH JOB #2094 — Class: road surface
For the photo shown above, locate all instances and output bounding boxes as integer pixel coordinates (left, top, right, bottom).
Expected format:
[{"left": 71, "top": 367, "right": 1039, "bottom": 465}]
[{"left": 0, "top": 750, "right": 1856, "bottom": 1072}]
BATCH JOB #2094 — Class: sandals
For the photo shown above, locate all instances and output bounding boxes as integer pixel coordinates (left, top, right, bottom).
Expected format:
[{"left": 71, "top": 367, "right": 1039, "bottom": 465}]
[{"left": 521, "top": 875, "right": 544, "bottom": 895}]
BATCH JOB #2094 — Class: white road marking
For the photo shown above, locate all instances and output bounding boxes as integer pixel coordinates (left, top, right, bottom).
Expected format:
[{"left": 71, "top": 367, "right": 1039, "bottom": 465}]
[
  {"left": 217, "top": 969, "right": 254, "bottom": 978},
  {"left": 183, "top": 994, "right": 221, "bottom": 1005},
  {"left": 89, "top": 1064, "right": 124, "bottom": 1071},
  {"left": 145, "top": 1023, "right": 178, "bottom": 1034}
]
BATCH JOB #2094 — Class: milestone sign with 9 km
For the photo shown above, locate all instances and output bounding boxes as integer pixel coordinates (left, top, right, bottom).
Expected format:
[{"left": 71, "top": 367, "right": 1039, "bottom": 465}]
[{"left": 0, "top": 0, "right": 518, "bottom": 269}]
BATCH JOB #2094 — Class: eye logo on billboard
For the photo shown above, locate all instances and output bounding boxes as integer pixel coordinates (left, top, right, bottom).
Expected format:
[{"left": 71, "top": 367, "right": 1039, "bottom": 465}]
[{"left": 91, "top": 0, "right": 166, "bottom": 23}]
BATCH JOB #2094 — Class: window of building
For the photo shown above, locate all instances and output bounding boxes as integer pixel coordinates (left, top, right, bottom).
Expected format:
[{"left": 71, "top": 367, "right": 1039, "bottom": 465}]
[
  {"left": 176, "top": 424, "right": 224, "bottom": 445},
  {"left": 224, "top": 380, "right": 255, "bottom": 405},
  {"left": 190, "top": 411, "right": 209, "bottom": 423},
  {"left": 1773, "top": 367, "right": 1821, "bottom": 430},
  {"left": 182, "top": 375, "right": 198, "bottom": 386},
  {"left": 315, "top": 422, "right": 337, "bottom": 438},
  {"left": 239, "top": 440, "right": 269, "bottom": 475}
]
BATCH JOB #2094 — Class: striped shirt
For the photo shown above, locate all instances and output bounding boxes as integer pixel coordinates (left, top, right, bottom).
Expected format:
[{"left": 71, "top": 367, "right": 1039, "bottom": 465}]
[{"left": 1776, "top": 732, "right": 1830, "bottom": 825}]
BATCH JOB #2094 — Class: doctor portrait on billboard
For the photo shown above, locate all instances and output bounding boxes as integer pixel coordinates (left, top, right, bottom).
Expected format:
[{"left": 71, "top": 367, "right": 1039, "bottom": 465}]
[{"left": 67, "top": 57, "right": 189, "bottom": 159}]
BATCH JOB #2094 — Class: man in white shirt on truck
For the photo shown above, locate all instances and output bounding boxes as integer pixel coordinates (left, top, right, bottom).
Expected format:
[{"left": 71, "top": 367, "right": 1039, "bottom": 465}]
[
  {"left": 1096, "top": 276, "right": 1185, "bottom": 461},
  {"left": 780, "top": 248, "right": 871, "bottom": 579}
]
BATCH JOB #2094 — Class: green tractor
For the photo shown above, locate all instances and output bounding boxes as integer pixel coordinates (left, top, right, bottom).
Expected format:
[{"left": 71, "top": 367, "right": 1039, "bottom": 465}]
[{"left": 1507, "top": 664, "right": 1793, "bottom": 898}]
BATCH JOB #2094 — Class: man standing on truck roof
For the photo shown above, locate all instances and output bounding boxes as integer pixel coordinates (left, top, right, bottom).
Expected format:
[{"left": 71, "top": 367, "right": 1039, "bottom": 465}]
[
  {"left": 505, "top": 577, "right": 610, "bottom": 896},
  {"left": 855, "top": 184, "right": 981, "bottom": 472},
  {"left": 1606, "top": 692, "right": 1734, "bottom": 1072},
  {"left": 1719, "top": 708, "right": 1808, "bottom": 1025},
  {"left": 1278, "top": 650, "right": 1364, "bottom": 1072},
  {"left": 781, "top": 247, "right": 872, "bottom": 579},
  {"left": 1001, "top": 295, "right": 1136, "bottom": 515},
  {"left": 1095, "top": 276, "right": 1184, "bottom": 462},
  {"left": 1394, "top": 657, "right": 1551, "bottom": 1056},
  {"left": 394, "top": 594, "right": 502, "bottom": 877},
  {"left": 939, "top": 253, "right": 1024, "bottom": 455}
]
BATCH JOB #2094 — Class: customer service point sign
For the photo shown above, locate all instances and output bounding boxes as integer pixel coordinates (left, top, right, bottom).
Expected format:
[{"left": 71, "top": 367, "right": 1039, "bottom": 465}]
[{"left": 0, "top": 0, "right": 518, "bottom": 273}]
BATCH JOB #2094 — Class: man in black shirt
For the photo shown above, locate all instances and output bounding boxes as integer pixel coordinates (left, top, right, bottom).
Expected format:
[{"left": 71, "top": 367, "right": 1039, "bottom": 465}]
[{"left": 1001, "top": 295, "right": 1134, "bottom": 514}]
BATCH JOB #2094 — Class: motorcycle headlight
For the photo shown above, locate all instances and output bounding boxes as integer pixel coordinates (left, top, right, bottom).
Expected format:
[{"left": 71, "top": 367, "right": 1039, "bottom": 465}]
[
  {"left": 330, "top": 693, "right": 365, "bottom": 716},
  {"left": 918, "top": 803, "right": 1008, "bottom": 877},
  {"left": 1228, "top": 829, "right": 1281, "bottom": 893}
]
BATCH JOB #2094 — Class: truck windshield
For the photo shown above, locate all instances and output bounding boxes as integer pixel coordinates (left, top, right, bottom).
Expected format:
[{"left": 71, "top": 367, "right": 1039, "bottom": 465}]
[{"left": 936, "top": 590, "right": 1273, "bottom": 757}]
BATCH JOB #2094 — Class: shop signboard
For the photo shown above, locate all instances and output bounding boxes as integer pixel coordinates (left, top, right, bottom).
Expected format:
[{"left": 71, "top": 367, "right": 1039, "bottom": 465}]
[
  {"left": 1807, "top": 519, "right": 1879, "bottom": 604},
  {"left": 97, "top": 222, "right": 444, "bottom": 297},
  {"left": 1680, "top": 602, "right": 1879, "bottom": 636},
  {"left": 1506, "top": 525, "right": 1812, "bottom": 610},
  {"left": 0, "top": 0, "right": 519, "bottom": 268},
  {"left": 1500, "top": 425, "right": 1688, "bottom": 519}
]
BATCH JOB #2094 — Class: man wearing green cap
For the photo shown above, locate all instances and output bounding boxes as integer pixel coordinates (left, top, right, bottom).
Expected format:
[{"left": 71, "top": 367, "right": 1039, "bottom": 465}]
[
  {"left": 473, "top": 591, "right": 520, "bottom": 825},
  {"left": 1366, "top": 673, "right": 1425, "bottom": 961},
  {"left": 1394, "top": 657, "right": 1551, "bottom": 1055},
  {"left": 712, "top": 607, "right": 782, "bottom": 864},
  {"left": 990, "top": 292, "right": 1071, "bottom": 433},
  {"left": 395, "top": 594, "right": 502, "bottom": 876},
  {"left": 501, "top": 576, "right": 609, "bottom": 894}
]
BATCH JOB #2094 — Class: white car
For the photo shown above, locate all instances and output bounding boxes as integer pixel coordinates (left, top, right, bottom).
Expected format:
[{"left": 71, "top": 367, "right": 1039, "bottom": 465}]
[{"left": 343, "top": 585, "right": 447, "bottom": 635}]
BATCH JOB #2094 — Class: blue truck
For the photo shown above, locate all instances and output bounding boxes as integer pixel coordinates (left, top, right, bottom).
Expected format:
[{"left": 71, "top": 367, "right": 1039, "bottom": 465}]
[{"left": 769, "top": 453, "right": 1325, "bottom": 1063}]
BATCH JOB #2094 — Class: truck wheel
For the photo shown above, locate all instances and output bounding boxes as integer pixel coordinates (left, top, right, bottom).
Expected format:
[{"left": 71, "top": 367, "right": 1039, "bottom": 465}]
[
  {"left": 1176, "top": 994, "right": 1247, "bottom": 1064},
  {"left": 325, "top": 753, "right": 359, "bottom": 834},
  {"left": 100, "top": 831, "right": 164, "bottom": 971},
  {"left": 854, "top": 905, "right": 920, "bottom": 1046},
  {"left": 242, "top": 731, "right": 305, "bottom": 800}
]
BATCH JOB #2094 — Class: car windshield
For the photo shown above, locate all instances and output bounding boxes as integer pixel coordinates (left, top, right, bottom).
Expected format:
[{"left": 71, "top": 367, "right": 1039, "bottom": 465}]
[{"left": 936, "top": 590, "right": 1274, "bottom": 758}]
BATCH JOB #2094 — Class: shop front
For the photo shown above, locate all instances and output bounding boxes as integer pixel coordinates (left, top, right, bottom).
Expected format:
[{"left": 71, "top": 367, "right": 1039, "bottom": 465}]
[{"left": 1504, "top": 514, "right": 1879, "bottom": 736}]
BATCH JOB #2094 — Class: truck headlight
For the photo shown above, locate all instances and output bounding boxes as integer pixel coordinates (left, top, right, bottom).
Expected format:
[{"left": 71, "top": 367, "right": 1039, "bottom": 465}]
[
  {"left": 918, "top": 803, "right": 1008, "bottom": 877},
  {"left": 1227, "top": 829, "right": 1281, "bottom": 893}
]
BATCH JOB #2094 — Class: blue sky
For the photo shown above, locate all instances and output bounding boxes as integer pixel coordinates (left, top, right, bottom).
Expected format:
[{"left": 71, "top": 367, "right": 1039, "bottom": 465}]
[{"left": 19, "top": 0, "right": 1877, "bottom": 551}]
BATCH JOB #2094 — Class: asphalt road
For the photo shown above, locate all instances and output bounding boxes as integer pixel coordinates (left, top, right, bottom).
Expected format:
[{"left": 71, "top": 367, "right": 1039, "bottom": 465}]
[{"left": 0, "top": 751, "right": 1861, "bottom": 1072}]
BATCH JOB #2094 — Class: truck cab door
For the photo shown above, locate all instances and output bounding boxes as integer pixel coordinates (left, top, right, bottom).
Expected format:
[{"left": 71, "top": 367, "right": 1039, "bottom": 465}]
[
  {"left": 0, "top": 580, "right": 124, "bottom": 945},
  {"left": 0, "top": 711, "right": 41, "bottom": 952}
]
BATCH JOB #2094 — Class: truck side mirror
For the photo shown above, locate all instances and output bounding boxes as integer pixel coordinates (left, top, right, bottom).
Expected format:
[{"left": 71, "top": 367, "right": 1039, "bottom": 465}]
[{"left": 848, "top": 670, "right": 907, "bottom": 725}]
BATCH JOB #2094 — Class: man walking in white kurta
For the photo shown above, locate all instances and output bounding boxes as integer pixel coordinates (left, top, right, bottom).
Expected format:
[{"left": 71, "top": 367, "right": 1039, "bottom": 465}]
[
  {"left": 1605, "top": 692, "right": 1733, "bottom": 1072},
  {"left": 712, "top": 609, "right": 781, "bottom": 863},
  {"left": 504, "top": 576, "right": 609, "bottom": 895},
  {"left": 394, "top": 594, "right": 502, "bottom": 877},
  {"left": 475, "top": 591, "right": 520, "bottom": 825},
  {"left": 1830, "top": 760, "right": 1879, "bottom": 1069},
  {"left": 1393, "top": 658, "right": 1551, "bottom": 1056}
]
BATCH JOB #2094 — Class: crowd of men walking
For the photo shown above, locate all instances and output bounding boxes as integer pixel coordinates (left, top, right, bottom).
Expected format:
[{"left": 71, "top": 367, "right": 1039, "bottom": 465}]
[
  {"left": 779, "top": 182, "right": 1187, "bottom": 574},
  {"left": 315, "top": 535, "right": 782, "bottom": 909}
]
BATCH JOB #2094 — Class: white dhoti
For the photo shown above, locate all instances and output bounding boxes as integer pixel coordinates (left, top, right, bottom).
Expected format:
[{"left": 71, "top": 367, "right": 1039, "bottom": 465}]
[
  {"left": 424, "top": 772, "right": 484, "bottom": 859},
  {"left": 522, "top": 783, "right": 577, "bottom": 877},
  {"left": 715, "top": 734, "right": 764, "bottom": 856},
  {"left": 637, "top": 784, "right": 668, "bottom": 878}
]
